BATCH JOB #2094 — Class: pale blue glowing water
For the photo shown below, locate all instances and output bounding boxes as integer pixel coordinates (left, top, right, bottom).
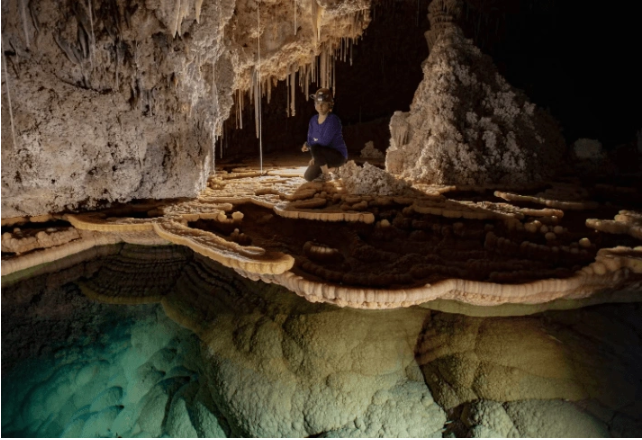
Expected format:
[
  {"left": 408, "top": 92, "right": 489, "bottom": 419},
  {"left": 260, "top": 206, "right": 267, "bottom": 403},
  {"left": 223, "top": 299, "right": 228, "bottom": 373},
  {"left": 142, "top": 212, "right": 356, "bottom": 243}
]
[{"left": 1, "top": 303, "right": 225, "bottom": 438}]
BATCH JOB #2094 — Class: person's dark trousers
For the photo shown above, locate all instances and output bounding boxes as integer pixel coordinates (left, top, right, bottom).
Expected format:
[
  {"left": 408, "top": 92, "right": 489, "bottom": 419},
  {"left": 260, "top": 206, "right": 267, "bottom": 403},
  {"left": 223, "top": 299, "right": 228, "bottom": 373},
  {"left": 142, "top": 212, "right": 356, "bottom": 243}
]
[{"left": 304, "top": 145, "right": 346, "bottom": 181}]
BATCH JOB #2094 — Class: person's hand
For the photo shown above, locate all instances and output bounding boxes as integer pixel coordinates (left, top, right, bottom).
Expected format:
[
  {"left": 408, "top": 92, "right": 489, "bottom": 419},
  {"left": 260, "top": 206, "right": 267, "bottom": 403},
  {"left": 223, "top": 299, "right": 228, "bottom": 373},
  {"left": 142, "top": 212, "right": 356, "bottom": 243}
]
[{"left": 301, "top": 142, "right": 309, "bottom": 152}]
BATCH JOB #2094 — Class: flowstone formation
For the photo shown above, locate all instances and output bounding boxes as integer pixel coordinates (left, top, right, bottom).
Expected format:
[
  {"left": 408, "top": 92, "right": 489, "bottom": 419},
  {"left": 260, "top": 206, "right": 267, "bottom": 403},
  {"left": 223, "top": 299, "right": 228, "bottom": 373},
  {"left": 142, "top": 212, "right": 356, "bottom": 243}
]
[
  {"left": 1, "top": 253, "right": 223, "bottom": 438},
  {"left": 3, "top": 158, "right": 642, "bottom": 312},
  {"left": 385, "top": 0, "right": 566, "bottom": 187},
  {"left": 415, "top": 305, "right": 642, "bottom": 437},
  {"left": 4, "top": 245, "right": 641, "bottom": 437},
  {"left": 1, "top": 0, "right": 371, "bottom": 217}
]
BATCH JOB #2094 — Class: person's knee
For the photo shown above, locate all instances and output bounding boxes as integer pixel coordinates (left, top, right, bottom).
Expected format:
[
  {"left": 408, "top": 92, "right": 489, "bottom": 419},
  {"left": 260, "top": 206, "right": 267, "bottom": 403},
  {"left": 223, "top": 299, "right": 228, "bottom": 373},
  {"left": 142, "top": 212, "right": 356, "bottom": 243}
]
[{"left": 304, "top": 165, "right": 321, "bottom": 181}]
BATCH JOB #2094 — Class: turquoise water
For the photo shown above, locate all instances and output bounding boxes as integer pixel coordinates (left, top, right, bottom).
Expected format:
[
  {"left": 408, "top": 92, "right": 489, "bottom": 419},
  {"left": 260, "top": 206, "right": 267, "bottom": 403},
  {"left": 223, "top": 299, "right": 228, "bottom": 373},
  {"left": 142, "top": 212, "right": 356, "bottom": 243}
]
[{"left": 1, "top": 303, "right": 226, "bottom": 438}]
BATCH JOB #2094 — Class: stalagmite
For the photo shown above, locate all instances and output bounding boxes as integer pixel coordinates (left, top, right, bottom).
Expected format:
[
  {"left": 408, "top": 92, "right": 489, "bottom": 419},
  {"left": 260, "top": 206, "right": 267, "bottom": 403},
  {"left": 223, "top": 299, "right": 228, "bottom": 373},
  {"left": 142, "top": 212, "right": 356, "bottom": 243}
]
[{"left": 1, "top": 36, "right": 18, "bottom": 150}]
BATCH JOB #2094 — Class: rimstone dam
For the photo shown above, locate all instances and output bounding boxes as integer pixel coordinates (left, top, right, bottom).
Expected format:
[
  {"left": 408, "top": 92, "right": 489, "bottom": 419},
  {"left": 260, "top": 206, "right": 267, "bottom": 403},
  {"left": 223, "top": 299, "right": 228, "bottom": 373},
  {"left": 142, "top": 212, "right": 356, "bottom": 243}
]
[{"left": 1, "top": 0, "right": 641, "bottom": 437}]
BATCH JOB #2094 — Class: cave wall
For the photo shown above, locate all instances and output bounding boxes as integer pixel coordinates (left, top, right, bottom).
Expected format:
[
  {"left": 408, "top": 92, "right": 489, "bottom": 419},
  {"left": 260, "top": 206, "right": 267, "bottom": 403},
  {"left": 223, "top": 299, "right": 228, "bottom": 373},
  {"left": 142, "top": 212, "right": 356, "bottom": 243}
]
[
  {"left": 2, "top": 0, "right": 639, "bottom": 217},
  {"left": 1, "top": 0, "right": 371, "bottom": 218}
]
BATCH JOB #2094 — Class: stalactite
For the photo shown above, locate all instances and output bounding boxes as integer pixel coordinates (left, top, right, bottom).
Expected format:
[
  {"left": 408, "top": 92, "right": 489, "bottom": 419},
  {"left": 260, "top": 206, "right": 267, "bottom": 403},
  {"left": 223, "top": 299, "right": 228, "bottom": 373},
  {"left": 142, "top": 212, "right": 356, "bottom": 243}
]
[
  {"left": 293, "top": 0, "right": 297, "bottom": 35},
  {"left": 249, "top": 72, "right": 254, "bottom": 108},
  {"left": 88, "top": 0, "right": 96, "bottom": 69},
  {"left": 350, "top": 37, "right": 353, "bottom": 66},
  {"left": 254, "top": 71, "right": 259, "bottom": 138},
  {"left": 311, "top": 0, "right": 318, "bottom": 44},
  {"left": 173, "top": 0, "right": 182, "bottom": 38},
  {"left": 239, "top": 90, "right": 244, "bottom": 130},
  {"left": 286, "top": 71, "right": 290, "bottom": 117},
  {"left": 212, "top": 60, "right": 219, "bottom": 174},
  {"left": 267, "top": 76, "right": 272, "bottom": 103},
  {"left": 20, "top": 0, "right": 30, "bottom": 49},
  {"left": 220, "top": 125, "right": 224, "bottom": 159},
  {"left": 257, "top": 3, "right": 263, "bottom": 173},
  {"left": 115, "top": 43, "right": 120, "bottom": 91},
  {"left": 212, "top": 127, "right": 216, "bottom": 174},
  {"left": 290, "top": 68, "right": 296, "bottom": 116},
  {"left": 1, "top": 36, "right": 18, "bottom": 150},
  {"left": 320, "top": 49, "right": 326, "bottom": 88},
  {"left": 196, "top": 0, "right": 205, "bottom": 23},
  {"left": 305, "top": 63, "right": 310, "bottom": 100},
  {"left": 332, "top": 52, "right": 335, "bottom": 96}
]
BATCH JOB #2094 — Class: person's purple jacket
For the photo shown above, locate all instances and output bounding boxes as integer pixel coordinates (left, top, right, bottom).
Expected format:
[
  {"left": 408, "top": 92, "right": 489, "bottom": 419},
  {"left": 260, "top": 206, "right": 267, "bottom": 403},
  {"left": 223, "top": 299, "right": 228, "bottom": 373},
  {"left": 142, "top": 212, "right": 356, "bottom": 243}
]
[{"left": 307, "top": 113, "right": 348, "bottom": 159}]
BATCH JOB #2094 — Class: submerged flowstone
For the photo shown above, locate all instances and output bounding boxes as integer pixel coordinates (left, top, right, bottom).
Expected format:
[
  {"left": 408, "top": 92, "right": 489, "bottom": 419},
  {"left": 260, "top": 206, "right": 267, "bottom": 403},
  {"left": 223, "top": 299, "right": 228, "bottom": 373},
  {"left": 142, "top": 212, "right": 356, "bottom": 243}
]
[
  {"left": 1, "top": 285, "right": 224, "bottom": 437},
  {"left": 3, "top": 245, "right": 641, "bottom": 437}
]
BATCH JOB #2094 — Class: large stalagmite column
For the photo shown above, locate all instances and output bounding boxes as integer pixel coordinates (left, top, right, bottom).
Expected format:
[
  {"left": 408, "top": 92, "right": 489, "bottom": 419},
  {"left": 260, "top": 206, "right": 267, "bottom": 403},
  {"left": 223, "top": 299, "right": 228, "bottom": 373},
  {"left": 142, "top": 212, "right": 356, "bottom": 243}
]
[{"left": 386, "top": 0, "right": 566, "bottom": 187}]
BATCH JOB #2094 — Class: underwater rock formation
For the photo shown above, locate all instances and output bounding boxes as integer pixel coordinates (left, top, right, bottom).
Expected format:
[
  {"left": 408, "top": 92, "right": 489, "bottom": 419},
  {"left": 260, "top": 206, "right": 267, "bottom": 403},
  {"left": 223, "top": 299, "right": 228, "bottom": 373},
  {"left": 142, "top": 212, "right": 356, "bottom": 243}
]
[
  {"left": 416, "top": 305, "right": 642, "bottom": 437},
  {"left": 4, "top": 245, "right": 641, "bottom": 437},
  {"left": 1, "top": 264, "right": 218, "bottom": 438},
  {"left": 165, "top": 254, "right": 447, "bottom": 437},
  {"left": 385, "top": 0, "right": 566, "bottom": 186}
]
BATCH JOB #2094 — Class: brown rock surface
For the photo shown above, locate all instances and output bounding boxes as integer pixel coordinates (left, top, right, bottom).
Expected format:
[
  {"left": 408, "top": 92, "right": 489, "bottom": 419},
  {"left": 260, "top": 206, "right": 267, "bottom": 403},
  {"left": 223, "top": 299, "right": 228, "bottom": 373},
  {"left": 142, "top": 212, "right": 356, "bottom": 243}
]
[{"left": 1, "top": 0, "right": 371, "bottom": 217}]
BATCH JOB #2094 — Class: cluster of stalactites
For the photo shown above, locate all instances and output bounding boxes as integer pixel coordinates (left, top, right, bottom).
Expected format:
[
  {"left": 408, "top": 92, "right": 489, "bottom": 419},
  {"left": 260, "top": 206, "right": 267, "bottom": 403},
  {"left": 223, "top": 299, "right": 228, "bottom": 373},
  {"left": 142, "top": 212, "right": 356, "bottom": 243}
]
[
  {"left": 216, "top": 7, "right": 369, "bottom": 165},
  {"left": 231, "top": 11, "right": 368, "bottom": 130}
]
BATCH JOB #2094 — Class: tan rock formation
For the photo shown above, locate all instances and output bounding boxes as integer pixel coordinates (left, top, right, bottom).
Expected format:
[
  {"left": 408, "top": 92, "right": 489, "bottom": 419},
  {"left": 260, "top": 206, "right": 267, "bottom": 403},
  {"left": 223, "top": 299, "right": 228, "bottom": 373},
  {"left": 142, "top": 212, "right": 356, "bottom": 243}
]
[
  {"left": 415, "top": 304, "right": 642, "bottom": 424},
  {"left": 338, "top": 160, "right": 412, "bottom": 196},
  {"left": 153, "top": 219, "right": 294, "bottom": 275},
  {"left": 4, "top": 244, "right": 639, "bottom": 438},
  {"left": 385, "top": 0, "right": 566, "bottom": 186},
  {"left": 161, "top": 256, "right": 447, "bottom": 437},
  {"left": 1, "top": 0, "right": 371, "bottom": 218},
  {"left": 3, "top": 169, "right": 642, "bottom": 311},
  {"left": 587, "top": 210, "right": 642, "bottom": 240}
]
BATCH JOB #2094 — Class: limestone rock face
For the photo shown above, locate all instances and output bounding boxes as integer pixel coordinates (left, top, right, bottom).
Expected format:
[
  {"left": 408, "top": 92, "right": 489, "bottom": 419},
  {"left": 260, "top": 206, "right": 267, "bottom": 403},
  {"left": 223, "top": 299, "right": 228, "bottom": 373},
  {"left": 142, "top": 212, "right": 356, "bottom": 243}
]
[
  {"left": 461, "top": 399, "right": 610, "bottom": 438},
  {"left": 386, "top": 23, "right": 566, "bottom": 186},
  {"left": 416, "top": 304, "right": 642, "bottom": 435},
  {"left": 163, "top": 255, "right": 446, "bottom": 437},
  {"left": 1, "top": 0, "right": 370, "bottom": 218}
]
